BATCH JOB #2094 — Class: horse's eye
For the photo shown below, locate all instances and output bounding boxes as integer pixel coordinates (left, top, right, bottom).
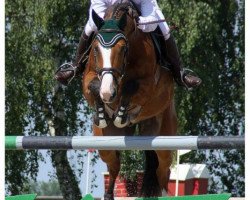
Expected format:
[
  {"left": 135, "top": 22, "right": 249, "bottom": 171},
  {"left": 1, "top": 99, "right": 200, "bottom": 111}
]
[{"left": 120, "top": 46, "right": 127, "bottom": 53}]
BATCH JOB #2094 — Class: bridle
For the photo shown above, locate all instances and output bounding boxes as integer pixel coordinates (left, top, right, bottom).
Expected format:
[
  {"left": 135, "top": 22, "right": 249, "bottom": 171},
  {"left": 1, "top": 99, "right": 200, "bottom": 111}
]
[{"left": 93, "top": 26, "right": 129, "bottom": 86}]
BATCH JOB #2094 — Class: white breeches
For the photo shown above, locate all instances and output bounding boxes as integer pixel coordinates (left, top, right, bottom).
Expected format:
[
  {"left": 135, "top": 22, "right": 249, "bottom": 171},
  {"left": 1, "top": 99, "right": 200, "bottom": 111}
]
[{"left": 84, "top": 0, "right": 170, "bottom": 40}]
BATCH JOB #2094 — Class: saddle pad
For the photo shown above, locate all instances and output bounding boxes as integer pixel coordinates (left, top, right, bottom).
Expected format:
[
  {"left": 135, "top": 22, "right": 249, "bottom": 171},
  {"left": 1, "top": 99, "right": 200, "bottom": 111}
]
[{"left": 150, "top": 27, "right": 171, "bottom": 70}]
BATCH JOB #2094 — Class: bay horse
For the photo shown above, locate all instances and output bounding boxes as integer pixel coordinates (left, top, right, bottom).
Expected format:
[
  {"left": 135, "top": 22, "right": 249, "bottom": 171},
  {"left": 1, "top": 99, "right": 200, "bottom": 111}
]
[{"left": 82, "top": 1, "right": 177, "bottom": 199}]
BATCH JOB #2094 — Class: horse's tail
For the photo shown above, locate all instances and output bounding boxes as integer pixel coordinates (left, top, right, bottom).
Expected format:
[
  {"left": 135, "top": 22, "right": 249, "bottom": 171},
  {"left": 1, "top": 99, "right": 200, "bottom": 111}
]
[{"left": 140, "top": 150, "right": 161, "bottom": 197}]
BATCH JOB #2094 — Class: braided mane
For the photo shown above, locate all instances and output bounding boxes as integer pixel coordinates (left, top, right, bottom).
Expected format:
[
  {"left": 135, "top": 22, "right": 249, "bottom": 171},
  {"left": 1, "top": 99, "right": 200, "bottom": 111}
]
[{"left": 104, "top": 0, "right": 139, "bottom": 20}]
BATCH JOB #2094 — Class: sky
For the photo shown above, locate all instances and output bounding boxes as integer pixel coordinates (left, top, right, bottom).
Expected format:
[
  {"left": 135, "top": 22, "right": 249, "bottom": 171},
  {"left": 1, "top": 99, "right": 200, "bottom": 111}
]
[
  {"left": 37, "top": 150, "right": 107, "bottom": 197},
  {"left": 1, "top": 0, "right": 250, "bottom": 199}
]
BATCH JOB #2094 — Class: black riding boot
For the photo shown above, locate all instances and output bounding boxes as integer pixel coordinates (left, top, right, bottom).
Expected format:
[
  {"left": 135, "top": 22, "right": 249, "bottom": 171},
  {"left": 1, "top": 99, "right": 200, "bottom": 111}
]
[
  {"left": 55, "top": 31, "right": 89, "bottom": 85},
  {"left": 165, "top": 35, "right": 201, "bottom": 89}
]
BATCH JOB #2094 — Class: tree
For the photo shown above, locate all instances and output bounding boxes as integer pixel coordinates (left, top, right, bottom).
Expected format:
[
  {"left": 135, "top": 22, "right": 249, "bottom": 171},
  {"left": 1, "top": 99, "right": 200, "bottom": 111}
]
[
  {"left": 159, "top": 0, "right": 244, "bottom": 196},
  {"left": 5, "top": 0, "right": 245, "bottom": 198},
  {"left": 5, "top": 0, "right": 92, "bottom": 198}
]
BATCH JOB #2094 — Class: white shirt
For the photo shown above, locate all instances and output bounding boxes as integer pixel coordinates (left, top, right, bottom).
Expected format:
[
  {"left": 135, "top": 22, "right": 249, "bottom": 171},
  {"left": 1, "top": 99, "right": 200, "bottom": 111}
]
[{"left": 85, "top": 0, "right": 170, "bottom": 39}]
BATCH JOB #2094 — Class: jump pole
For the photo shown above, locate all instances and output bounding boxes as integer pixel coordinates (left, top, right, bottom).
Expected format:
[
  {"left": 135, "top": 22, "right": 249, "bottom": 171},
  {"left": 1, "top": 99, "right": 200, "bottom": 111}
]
[{"left": 5, "top": 136, "right": 244, "bottom": 150}]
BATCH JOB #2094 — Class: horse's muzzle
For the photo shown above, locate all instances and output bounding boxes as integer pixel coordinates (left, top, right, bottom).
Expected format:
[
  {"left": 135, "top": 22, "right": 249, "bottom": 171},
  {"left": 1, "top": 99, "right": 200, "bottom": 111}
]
[
  {"left": 99, "top": 72, "right": 118, "bottom": 103},
  {"left": 100, "top": 87, "right": 117, "bottom": 104},
  {"left": 100, "top": 90, "right": 117, "bottom": 104}
]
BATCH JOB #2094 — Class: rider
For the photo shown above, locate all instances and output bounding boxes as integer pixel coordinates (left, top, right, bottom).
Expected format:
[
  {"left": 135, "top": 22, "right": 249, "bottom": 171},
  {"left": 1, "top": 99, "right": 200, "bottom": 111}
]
[{"left": 55, "top": 0, "right": 201, "bottom": 89}]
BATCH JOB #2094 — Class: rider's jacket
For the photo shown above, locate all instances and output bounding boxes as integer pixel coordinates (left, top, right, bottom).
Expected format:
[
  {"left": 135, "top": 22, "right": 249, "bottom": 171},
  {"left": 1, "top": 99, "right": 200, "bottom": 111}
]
[{"left": 85, "top": 0, "right": 170, "bottom": 39}]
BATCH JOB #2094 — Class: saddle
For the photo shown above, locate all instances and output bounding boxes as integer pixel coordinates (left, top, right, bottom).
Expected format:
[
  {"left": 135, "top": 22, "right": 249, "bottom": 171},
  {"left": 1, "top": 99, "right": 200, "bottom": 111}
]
[
  {"left": 150, "top": 27, "right": 171, "bottom": 70},
  {"left": 128, "top": 0, "right": 171, "bottom": 70}
]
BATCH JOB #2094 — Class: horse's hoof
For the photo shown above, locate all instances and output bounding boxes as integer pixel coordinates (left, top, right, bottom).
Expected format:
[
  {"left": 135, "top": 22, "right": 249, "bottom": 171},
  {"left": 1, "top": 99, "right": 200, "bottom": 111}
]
[
  {"left": 113, "top": 106, "right": 129, "bottom": 128},
  {"left": 113, "top": 116, "right": 129, "bottom": 128},
  {"left": 104, "top": 193, "right": 114, "bottom": 200},
  {"left": 94, "top": 118, "right": 108, "bottom": 128},
  {"left": 94, "top": 107, "right": 109, "bottom": 128}
]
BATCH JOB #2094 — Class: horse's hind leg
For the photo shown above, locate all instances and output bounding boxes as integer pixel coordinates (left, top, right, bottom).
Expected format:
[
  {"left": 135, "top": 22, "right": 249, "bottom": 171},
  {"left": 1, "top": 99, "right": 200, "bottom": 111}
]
[
  {"left": 99, "top": 150, "right": 120, "bottom": 200},
  {"left": 155, "top": 102, "right": 177, "bottom": 196},
  {"left": 139, "top": 117, "right": 162, "bottom": 197},
  {"left": 155, "top": 150, "right": 173, "bottom": 196},
  {"left": 139, "top": 103, "right": 177, "bottom": 197}
]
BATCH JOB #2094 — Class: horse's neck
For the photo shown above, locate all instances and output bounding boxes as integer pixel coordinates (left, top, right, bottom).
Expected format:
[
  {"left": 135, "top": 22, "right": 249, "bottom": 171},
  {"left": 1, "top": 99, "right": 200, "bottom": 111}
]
[
  {"left": 128, "top": 32, "right": 155, "bottom": 62},
  {"left": 125, "top": 32, "right": 158, "bottom": 78}
]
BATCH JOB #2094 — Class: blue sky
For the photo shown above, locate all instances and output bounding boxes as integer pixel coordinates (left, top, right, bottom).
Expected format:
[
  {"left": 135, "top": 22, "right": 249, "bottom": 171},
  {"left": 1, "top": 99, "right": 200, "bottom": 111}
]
[{"left": 37, "top": 150, "right": 107, "bottom": 198}]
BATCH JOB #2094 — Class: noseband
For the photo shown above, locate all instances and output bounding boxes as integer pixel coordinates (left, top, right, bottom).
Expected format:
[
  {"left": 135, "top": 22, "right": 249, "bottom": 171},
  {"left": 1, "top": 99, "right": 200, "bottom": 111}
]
[{"left": 94, "top": 28, "right": 128, "bottom": 85}]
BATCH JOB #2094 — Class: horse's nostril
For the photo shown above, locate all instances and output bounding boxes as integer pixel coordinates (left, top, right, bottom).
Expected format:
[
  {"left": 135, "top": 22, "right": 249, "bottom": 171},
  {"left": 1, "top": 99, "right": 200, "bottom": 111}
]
[
  {"left": 111, "top": 90, "right": 117, "bottom": 99},
  {"left": 102, "top": 98, "right": 109, "bottom": 103}
]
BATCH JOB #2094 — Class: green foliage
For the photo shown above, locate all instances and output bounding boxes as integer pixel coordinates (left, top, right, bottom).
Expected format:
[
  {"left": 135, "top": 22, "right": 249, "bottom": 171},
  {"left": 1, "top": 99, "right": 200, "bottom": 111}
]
[
  {"left": 120, "top": 150, "right": 144, "bottom": 181},
  {"left": 5, "top": 0, "right": 244, "bottom": 197},
  {"left": 159, "top": 0, "right": 244, "bottom": 196},
  {"left": 5, "top": 0, "right": 92, "bottom": 196}
]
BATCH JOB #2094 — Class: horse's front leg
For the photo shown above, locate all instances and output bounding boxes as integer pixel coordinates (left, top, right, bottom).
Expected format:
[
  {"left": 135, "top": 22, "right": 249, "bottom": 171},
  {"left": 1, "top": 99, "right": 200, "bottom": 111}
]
[
  {"left": 88, "top": 78, "right": 110, "bottom": 128},
  {"left": 113, "top": 98, "right": 129, "bottom": 128},
  {"left": 93, "top": 124, "right": 136, "bottom": 200},
  {"left": 113, "top": 80, "right": 139, "bottom": 128}
]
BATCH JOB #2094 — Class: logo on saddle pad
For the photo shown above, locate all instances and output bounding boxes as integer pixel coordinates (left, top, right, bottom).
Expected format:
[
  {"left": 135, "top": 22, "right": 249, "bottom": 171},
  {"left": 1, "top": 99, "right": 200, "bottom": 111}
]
[{"left": 96, "top": 19, "right": 127, "bottom": 48}]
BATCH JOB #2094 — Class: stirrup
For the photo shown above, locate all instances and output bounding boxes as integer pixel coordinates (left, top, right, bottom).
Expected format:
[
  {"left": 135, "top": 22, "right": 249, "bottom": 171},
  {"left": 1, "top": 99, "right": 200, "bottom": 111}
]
[
  {"left": 180, "top": 68, "right": 199, "bottom": 91},
  {"left": 55, "top": 62, "right": 77, "bottom": 85}
]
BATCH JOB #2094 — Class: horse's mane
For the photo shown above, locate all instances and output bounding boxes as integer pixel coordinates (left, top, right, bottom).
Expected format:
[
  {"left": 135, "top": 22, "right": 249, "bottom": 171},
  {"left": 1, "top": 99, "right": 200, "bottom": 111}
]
[{"left": 104, "top": 0, "right": 139, "bottom": 20}]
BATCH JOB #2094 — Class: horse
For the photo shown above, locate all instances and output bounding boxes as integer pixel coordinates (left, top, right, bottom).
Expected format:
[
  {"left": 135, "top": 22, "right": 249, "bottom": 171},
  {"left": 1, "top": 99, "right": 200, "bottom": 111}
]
[{"left": 82, "top": 1, "right": 177, "bottom": 199}]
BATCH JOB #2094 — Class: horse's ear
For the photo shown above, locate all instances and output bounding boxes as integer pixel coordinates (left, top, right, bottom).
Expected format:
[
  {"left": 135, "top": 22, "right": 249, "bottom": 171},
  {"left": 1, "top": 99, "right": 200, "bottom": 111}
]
[
  {"left": 117, "top": 13, "right": 127, "bottom": 31},
  {"left": 92, "top": 9, "right": 104, "bottom": 30}
]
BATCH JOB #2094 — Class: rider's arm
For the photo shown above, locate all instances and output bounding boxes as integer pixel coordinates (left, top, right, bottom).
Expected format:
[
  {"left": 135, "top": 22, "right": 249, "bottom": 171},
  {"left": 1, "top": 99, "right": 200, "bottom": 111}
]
[
  {"left": 91, "top": 0, "right": 108, "bottom": 19},
  {"left": 85, "top": 0, "right": 108, "bottom": 36},
  {"left": 135, "top": 0, "right": 170, "bottom": 38},
  {"left": 135, "top": 0, "right": 158, "bottom": 32},
  {"left": 153, "top": 1, "right": 171, "bottom": 39}
]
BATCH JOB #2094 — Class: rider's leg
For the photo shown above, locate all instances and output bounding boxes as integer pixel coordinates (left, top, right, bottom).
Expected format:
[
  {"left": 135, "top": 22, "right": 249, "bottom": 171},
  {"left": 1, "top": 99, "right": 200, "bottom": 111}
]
[
  {"left": 54, "top": 30, "right": 89, "bottom": 85},
  {"left": 156, "top": 9, "right": 201, "bottom": 89},
  {"left": 55, "top": 3, "right": 104, "bottom": 85},
  {"left": 164, "top": 34, "right": 202, "bottom": 88}
]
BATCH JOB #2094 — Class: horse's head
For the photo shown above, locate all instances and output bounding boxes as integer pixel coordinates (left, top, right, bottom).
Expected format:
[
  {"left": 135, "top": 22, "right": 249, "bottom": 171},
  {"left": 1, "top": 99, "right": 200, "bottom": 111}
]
[{"left": 91, "top": 2, "right": 138, "bottom": 103}]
